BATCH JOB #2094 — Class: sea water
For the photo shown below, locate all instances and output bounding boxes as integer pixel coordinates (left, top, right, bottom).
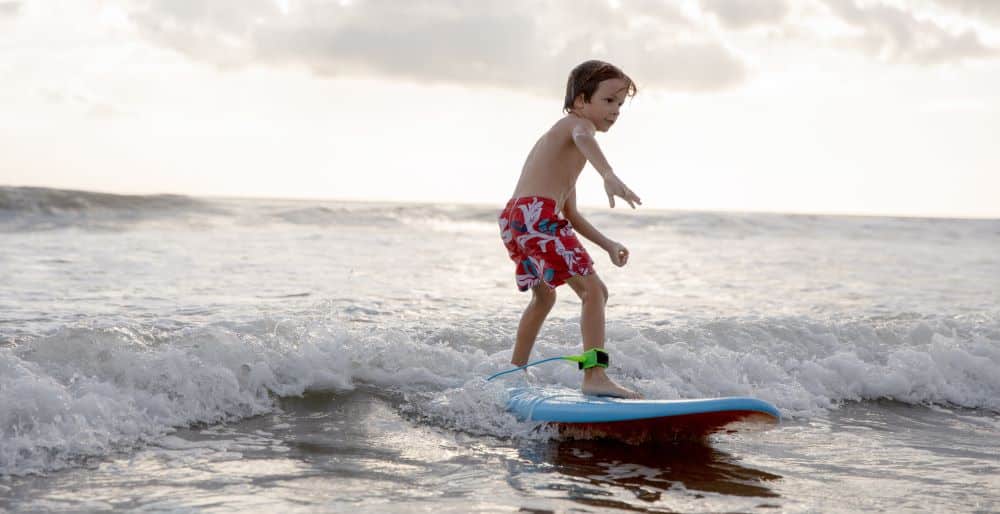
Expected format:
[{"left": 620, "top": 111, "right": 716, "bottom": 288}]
[{"left": 1, "top": 186, "right": 998, "bottom": 512}]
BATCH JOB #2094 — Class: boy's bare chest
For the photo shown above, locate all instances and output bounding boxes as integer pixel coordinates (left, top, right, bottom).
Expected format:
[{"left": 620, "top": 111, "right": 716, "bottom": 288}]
[{"left": 523, "top": 136, "right": 586, "bottom": 181}]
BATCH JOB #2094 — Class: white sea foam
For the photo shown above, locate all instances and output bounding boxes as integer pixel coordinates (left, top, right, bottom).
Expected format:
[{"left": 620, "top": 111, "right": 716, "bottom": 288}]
[
  {"left": 2, "top": 188, "right": 996, "bottom": 479},
  {"left": 2, "top": 313, "right": 997, "bottom": 476}
]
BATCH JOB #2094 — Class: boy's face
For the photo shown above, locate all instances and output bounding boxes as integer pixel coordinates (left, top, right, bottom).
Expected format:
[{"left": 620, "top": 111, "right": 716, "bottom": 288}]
[{"left": 574, "top": 77, "right": 629, "bottom": 132}]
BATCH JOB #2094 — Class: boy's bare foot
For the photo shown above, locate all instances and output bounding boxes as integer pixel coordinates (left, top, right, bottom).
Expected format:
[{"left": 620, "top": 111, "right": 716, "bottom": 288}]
[{"left": 581, "top": 368, "right": 643, "bottom": 399}]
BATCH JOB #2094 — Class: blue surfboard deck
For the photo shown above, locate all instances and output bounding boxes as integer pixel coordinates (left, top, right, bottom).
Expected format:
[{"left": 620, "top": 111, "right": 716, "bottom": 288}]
[{"left": 507, "top": 387, "right": 780, "bottom": 443}]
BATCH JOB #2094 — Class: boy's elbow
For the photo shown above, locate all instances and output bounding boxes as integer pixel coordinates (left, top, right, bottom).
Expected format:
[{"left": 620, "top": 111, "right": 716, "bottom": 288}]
[{"left": 564, "top": 207, "right": 582, "bottom": 226}]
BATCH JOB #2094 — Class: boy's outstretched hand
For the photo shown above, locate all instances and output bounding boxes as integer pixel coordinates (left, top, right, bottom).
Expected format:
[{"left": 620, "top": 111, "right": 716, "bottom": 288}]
[
  {"left": 603, "top": 172, "right": 642, "bottom": 209},
  {"left": 608, "top": 241, "right": 630, "bottom": 267}
]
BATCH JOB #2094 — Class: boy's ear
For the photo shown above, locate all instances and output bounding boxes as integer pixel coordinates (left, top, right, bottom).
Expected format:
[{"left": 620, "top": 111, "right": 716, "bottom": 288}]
[{"left": 572, "top": 92, "right": 587, "bottom": 109}]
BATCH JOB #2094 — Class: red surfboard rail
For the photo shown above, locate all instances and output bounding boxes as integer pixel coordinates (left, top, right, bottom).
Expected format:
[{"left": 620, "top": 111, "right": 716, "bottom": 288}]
[{"left": 553, "top": 410, "right": 779, "bottom": 444}]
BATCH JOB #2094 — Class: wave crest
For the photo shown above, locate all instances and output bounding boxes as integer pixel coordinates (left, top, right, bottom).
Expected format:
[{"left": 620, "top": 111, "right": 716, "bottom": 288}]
[{"left": 1, "top": 313, "right": 997, "bottom": 476}]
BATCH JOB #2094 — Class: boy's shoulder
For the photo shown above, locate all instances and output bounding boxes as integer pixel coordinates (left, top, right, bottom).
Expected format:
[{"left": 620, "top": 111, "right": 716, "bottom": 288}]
[{"left": 550, "top": 114, "right": 596, "bottom": 138}]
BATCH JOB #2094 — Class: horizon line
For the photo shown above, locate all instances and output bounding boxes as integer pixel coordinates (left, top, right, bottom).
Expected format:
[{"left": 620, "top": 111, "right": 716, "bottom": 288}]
[{"left": 3, "top": 183, "right": 998, "bottom": 222}]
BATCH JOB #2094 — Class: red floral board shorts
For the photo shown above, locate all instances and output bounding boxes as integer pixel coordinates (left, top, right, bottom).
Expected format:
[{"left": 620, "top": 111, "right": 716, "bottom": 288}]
[{"left": 498, "top": 196, "right": 595, "bottom": 291}]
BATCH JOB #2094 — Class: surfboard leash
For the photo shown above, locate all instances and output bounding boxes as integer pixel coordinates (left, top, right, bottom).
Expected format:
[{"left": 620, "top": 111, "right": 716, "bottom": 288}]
[{"left": 485, "top": 348, "right": 609, "bottom": 382}]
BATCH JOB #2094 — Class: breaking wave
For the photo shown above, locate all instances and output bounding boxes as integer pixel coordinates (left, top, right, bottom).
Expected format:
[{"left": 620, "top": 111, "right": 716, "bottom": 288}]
[{"left": 2, "top": 312, "right": 997, "bottom": 476}]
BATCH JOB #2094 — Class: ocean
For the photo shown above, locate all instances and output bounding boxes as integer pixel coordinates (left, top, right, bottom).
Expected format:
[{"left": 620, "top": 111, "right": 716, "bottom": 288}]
[{"left": 1, "top": 186, "right": 998, "bottom": 512}]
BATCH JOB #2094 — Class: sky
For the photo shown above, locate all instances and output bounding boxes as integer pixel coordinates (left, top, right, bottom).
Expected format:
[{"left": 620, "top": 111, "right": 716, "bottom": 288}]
[{"left": 1, "top": 0, "right": 998, "bottom": 218}]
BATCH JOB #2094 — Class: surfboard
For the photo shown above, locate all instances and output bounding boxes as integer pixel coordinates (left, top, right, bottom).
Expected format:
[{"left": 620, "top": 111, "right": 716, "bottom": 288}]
[{"left": 507, "top": 387, "right": 781, "bottom": 443}]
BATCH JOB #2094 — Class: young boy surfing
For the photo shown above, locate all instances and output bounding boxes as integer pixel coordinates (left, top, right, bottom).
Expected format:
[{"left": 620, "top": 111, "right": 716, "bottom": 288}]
[{"left": 497, "top": 60, "right": 643, "bottom": 399}]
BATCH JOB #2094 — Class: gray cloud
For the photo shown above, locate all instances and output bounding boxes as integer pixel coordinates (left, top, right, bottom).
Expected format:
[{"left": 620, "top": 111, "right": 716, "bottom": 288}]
[
  {"left": 126, "top": 0, "right": 747, "bottom": 94},
  {"left": 121, "top": 0, "right": 995, "bottom": 97},
  {"left": 821, "top": 0, "right": 996, "bottom": 64},
  {"left": 929, "top": 0, "right": 1000, "bottom": 22},
  {"left": 0, "top": 1, "right": 21, "bottom": 17},
  {"left": 700, "top": 0, "right": 789, "bottom": 29}
]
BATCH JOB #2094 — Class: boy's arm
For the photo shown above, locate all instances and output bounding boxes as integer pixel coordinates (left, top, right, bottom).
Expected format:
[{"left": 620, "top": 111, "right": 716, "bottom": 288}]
[
  {"left": 571, "top": 119, "right": 642, "bottom": 209},
  {"left": 570, "top": 119, "right": 613, "bottom": 177},
  {"left": 563, "top": 189, "right": 611, "bottom": 250},
  {"left": 564, "top": 189, "right": 631, "bottom": 267}
]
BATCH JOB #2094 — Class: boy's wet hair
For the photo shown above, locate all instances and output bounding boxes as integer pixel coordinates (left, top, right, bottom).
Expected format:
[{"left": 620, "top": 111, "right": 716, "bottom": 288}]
[{"left": 563, "top": 60, "right": 637, "bottom": 113}]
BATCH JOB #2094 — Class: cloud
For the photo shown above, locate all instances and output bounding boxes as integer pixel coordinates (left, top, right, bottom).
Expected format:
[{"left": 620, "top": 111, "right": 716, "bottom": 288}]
[
  {"left": 0, "top": 1, "right": 21, "bottom": 17},
  {"left": 125, "top": 0, "right": 747, "bottom": 94},
  {"left": 700, "top": 0, "right": 789, "bottom": 29},
  {"left": 929, "top": 0, "right": 1000, "bottom": 23},
  {"left": 118, "top": 0, "right": 996, "bottom": 97},
  {"left": 36, "top": 87, "right": 123, "bottom": 120},
  {"left": 821, "top": 0, "right": 996, "bottom": 64}
]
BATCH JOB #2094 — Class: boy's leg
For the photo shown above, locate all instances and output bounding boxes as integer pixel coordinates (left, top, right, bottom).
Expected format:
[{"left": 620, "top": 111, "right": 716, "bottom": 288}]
[
  {"left": 566, "top": 273, "right": 642, "bottom": 399},
  {"left": 511, "top": 284, "right": 557, "bottom": 366},
  {"left": 566, "top": 273, "right": 608, "bottom": 351}
]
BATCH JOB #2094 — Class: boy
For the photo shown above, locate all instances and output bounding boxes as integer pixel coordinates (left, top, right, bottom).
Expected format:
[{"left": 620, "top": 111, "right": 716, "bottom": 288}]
[{"left": 497, "top": 60, "right": 642, "bottom": 399}]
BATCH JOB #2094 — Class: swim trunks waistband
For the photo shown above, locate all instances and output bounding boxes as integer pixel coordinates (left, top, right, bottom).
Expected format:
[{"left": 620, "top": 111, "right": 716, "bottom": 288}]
[{"left": 505, "top": 196, "right": 558, "bottom": 208}]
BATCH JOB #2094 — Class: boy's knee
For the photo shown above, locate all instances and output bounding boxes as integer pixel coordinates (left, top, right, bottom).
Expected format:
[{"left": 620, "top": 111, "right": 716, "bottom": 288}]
[
  {"left": 532, "top": 286, "right": 557, "bottom": 307},
  {"left": 594, "top": 281, "right": 608, "bottom": 305},
  {"left": 575, "top": 275, "right": 606, "bottom": 305}
]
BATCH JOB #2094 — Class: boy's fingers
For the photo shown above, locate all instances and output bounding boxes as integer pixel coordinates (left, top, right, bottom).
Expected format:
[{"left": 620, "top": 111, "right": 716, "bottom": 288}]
[{"left": 616, "top": 247, "right": 629, "bottom": 266}]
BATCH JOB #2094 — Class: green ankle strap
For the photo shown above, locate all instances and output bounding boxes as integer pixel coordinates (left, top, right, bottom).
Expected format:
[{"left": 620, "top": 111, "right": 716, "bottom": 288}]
[
  {"left": 485, "top": 348, "right": 612, "bottom": 382},
  {"left": 563, "top": 348, "right": 609, "bottom": 370}
]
